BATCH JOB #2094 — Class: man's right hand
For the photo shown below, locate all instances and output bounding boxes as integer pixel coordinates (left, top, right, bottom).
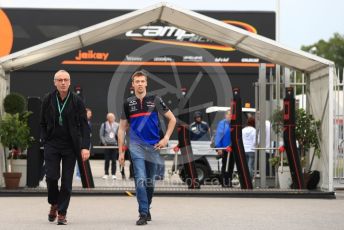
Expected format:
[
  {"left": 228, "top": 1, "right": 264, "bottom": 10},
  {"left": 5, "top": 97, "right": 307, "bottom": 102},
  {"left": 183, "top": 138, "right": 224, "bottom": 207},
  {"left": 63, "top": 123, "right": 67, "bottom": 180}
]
[
  {"left": 217, "top": 150, "right": 223, "bottom": 156},
  {"left": 118, "top": 152, "right": 125, "bottom": 166}
]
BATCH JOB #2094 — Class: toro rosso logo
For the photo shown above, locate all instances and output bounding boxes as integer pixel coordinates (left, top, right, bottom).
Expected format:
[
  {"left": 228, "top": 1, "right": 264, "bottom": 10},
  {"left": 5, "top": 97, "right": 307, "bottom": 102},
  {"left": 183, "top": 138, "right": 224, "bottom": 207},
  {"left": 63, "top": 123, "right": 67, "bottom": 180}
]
[{"left": 125, "top": 20, "right": 257, "bottom": 51}]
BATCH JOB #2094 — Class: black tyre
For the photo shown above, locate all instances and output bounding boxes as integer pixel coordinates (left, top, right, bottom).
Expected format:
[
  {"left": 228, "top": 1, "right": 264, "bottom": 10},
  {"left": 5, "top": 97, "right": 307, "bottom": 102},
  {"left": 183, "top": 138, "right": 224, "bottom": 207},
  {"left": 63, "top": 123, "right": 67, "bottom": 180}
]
[
  {"left": 179, "top": 163, "right": 210, "bottom": 185},
  {"left": 195, "top": 163, "right": 210, "bottom": 185}
]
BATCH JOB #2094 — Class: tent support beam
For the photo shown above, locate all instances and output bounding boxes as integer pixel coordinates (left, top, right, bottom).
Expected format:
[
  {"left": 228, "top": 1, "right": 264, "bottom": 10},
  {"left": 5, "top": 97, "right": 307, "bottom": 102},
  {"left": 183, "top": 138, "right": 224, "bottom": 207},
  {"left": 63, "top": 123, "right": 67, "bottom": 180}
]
[{"left": 258, "top": 63, "right": 267, "bottom": 188}]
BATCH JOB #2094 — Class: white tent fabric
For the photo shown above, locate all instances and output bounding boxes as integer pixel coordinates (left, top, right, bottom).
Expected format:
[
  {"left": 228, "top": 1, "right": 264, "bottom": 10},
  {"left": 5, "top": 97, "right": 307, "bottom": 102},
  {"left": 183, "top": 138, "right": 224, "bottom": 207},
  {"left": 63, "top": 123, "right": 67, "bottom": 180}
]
[
  {"left": 0, "top": 2, "right": 334, "bottom": 73},
  {"left": 308, "top": 67, "right": 335, "bottom": 191},
  {"left": 0, "top": 2, "right": 336, "bottom": 191},
  {"left": 0, "top": 4, "right": 163, "bottom": 71}
]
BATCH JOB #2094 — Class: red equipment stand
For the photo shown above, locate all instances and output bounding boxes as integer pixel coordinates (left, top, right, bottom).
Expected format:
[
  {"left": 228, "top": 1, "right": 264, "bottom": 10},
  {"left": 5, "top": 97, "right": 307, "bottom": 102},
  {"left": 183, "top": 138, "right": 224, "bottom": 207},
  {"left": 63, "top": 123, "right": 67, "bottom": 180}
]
[
  {"left": 283, "top": 87, "right": 305, "bottom": 189},
  {"left": 230, "top": 88, "right": 253, "bottom": 189},
  {"left": 178, "top": 125, "right": 200, "bottom": 189},
  {"left": 177, "top": 88, "right": 200, "bottom": 189}
]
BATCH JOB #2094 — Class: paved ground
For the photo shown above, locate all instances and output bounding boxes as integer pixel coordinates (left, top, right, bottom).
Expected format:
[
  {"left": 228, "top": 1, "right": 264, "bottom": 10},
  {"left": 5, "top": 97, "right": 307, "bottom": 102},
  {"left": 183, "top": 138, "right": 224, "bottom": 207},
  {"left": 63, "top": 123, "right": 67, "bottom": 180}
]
[
  {"left": 2, "top": 159, "right": 342, "bottom": 229},
  {"left": 1, "top": 193, "right": 344, "bottom": 230}
]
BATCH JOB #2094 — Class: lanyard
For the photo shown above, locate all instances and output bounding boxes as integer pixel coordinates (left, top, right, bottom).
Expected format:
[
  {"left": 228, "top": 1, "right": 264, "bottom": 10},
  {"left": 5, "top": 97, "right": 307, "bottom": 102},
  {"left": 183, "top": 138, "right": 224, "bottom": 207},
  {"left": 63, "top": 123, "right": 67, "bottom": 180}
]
[{"left": 56, "top": 92, "right": 70, "bottom": 126}]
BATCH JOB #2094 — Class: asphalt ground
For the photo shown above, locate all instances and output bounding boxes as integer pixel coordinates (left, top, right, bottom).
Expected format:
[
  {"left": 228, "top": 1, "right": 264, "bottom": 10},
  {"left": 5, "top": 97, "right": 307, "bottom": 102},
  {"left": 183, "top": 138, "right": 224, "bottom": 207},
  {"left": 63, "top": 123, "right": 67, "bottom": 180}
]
[{"left": 0, "top": 193, "right": 344, "bottom": 230}]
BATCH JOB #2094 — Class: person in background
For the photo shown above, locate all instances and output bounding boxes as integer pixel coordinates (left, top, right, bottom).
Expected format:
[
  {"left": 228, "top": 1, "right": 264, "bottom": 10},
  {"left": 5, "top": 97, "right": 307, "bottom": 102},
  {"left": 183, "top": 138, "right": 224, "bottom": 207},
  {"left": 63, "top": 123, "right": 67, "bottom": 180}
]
[
  {"left": 242, "top": 117, "right": 256, "bottom": 179},
  {"left": 121, "top": 134, "right": 134, "bottom": 180},
  {"left": 86, "top": 108, "right": 93, "bottom": 132},
  {"left": 75, "top": 108, "right": 93, "bottom": 180},
  {"left": 99, "top": 113, "right": 119, "bottom": 180},
  {"left": 190, "top": 111, "right": 211, "bottom": 141},
  {"left": 215, "top": 110, "right": 234, "bottom": 187},
  {"left": 256, "top": 111, "right": 274, "bottom": 177}
]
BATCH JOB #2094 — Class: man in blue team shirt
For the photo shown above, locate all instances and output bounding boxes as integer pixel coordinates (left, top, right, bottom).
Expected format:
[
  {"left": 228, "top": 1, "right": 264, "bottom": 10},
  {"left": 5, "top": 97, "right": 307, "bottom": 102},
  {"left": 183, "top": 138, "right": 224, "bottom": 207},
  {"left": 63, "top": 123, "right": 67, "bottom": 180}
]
[
  {"left": 118, "top": 70, "right": 176, "bottom": 225},
  {"left": 215, "top": 110, "right": 235, "bottom": 187}
]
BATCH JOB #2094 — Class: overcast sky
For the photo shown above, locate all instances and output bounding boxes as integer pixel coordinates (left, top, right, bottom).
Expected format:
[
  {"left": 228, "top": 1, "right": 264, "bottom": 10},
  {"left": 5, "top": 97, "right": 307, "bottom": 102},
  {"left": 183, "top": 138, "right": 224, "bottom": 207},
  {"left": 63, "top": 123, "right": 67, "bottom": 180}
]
[{"left": 1, "top": 0, "right": 343, "bottom": 49}]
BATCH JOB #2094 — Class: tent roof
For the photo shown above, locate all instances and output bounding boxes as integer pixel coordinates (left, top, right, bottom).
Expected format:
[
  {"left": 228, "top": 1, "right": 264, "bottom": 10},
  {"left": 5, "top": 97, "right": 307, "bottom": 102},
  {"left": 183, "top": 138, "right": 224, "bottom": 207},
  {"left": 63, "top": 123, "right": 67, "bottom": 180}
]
[{"left": 0, "top": 2, "right": 334, "bottom": 73}]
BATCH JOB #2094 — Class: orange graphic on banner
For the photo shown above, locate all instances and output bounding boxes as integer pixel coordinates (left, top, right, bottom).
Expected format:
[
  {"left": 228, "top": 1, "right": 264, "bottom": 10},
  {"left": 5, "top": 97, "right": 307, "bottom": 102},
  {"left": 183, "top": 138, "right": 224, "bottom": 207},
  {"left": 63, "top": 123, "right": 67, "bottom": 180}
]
[
  {"left": 0, "top": 9, "right": 13, "bottom": 57},
  {"left": 222, "top": 20, "right": 257, "bottom": 34}
]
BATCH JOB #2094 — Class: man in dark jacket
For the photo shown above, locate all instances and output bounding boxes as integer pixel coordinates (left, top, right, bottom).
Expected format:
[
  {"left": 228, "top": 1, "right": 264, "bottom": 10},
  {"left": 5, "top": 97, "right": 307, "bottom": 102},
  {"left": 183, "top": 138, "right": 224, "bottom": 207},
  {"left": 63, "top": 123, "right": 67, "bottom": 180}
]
[
  {"left": 40, "top": 70, "right": 90, "bottom": 225},
  {"left": 190, "top": 111, "right": 210, "bottom": 141}
]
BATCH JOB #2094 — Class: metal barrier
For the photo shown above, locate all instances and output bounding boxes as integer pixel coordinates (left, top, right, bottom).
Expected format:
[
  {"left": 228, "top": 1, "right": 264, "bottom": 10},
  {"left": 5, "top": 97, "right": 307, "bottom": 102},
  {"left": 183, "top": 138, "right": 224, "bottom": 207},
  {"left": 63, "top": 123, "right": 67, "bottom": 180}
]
[{"left": 334, "top": 68, "right": 344, "bottom": 186}]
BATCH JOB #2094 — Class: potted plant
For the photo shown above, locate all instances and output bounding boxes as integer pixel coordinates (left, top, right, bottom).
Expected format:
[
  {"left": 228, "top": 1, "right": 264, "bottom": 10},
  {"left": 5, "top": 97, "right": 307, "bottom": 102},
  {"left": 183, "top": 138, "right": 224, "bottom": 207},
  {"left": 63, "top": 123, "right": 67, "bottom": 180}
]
[
  {"left": 0, "top": 93, "right": 33, "bottom": 189},
  {"left": 270, "top": 107, "right": 321, "bottom": 189},
  {"left": 269, "top": 148, "right": 292, "bottom": 189}
]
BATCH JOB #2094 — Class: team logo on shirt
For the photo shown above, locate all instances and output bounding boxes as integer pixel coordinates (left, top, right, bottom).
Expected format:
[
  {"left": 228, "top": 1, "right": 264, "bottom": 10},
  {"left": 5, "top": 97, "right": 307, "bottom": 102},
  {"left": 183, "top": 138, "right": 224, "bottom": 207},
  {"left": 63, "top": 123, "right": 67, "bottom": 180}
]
[
  {"left": 130, "top": 105, "right": 138, "bottom": 112},
  {"left": 129, "top": 100, "right": 137, "bottom": 106},
  {"left": 159, "top": 98, "right": 168, "bottom": 110},
  {"left": 146, "top": 101, "right": 155, "bottom": 108}
]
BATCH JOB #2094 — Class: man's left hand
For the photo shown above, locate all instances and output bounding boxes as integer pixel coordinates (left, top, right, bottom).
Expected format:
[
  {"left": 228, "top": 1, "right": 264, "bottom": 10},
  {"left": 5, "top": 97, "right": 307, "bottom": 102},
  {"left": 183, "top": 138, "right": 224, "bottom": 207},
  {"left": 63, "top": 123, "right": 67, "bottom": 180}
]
[
  {"left": 81, "top": 149, "right": 90, "bottom": 161},
  {"left": 154, "top": 137, "right": 168, "bottom": 150}
]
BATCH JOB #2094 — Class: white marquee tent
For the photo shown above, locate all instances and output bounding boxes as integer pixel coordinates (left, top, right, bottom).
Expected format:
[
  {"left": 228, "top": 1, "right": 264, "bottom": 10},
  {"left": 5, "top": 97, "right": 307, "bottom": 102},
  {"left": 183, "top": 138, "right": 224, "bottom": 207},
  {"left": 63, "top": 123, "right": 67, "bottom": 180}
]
[{"left": 0, "top": 2, "right": 336, "bottom": 191}]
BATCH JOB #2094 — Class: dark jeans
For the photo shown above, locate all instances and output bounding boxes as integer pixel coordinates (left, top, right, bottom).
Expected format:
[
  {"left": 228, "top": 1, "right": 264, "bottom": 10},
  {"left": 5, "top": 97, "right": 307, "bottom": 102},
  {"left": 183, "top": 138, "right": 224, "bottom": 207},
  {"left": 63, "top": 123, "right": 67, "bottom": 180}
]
[
  {"left": 44, "top": 145, "right": 76, "bottom": 215},
  {"left": 257, "top": 152, "right": 275, "bottom": 176},
  {"left": 104, "top": 148, "right": 118, "bottom": 175},
  {"left": 121, "top": 151, "right": 134, "bottom": 178},
  {"left": 221, "top": 151, "right": 235, "bottom": 186},
  {"left": 245, "top": 151, "right": 255, "bottom": 178}
]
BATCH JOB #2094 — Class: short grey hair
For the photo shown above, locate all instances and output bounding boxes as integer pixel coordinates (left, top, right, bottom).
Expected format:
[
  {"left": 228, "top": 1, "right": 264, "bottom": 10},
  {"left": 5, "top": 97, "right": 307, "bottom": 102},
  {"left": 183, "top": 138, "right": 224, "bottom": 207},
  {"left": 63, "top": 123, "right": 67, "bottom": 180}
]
[
  {"left": 107, "top": 113, "right": 115, "bottom": 120},
  {"left": 54, "top": 70, "right": 70, "bottom": 80}
]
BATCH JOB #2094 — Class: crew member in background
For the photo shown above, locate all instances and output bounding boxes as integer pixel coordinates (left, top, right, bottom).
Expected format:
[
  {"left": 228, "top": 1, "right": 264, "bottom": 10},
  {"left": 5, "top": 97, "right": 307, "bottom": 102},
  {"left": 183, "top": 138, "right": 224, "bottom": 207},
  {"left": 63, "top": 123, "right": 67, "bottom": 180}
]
[
  {"left": 215, "top": 110, "right": 234, "bottom": 187},
  {"left": 242, "top": 117, "right": 256, "bottom": 179},
  {"left": 190, "top": 111, "right": 210, "bottom": 141},
  {"left": 100, "top": 113, "right": 119, "bottom": 180}
]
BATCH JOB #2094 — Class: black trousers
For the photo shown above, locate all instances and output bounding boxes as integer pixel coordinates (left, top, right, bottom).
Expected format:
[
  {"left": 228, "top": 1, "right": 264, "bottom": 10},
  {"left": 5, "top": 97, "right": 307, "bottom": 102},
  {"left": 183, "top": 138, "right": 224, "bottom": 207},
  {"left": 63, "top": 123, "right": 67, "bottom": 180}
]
[
  {"left": 221, "top": 151, "right": 235, "bottom": 186},
  {"left": 104, "top": 148, "right": 118, "bottom": 175},
  {"left": 44, "top": 145, "right": 76, "bottom": 215},
  {"left": 118, "top": 151, "right": 134, "bottom": 177}
]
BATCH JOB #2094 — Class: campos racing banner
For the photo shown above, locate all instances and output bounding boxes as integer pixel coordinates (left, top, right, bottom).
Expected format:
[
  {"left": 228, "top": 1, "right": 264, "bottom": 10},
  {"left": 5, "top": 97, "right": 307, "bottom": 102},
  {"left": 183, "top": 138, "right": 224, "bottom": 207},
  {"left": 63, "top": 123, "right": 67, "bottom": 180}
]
[{"left": 0, "top": 9, "right": 275, "bottom": 72}]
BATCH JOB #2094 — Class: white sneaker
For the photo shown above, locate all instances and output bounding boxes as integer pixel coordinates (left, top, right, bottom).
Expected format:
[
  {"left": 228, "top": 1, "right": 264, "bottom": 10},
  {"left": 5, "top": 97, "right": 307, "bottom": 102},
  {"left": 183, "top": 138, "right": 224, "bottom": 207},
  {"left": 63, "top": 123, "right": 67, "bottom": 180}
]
[
  {"left": 102, "top": 175, "right": 109, "bottom": 179},
  {"left": 39, "top": 180, "right": 46, "bottom": 188},
  {"left": 112, "top": 175, "right": 117, "bottom": 180}
]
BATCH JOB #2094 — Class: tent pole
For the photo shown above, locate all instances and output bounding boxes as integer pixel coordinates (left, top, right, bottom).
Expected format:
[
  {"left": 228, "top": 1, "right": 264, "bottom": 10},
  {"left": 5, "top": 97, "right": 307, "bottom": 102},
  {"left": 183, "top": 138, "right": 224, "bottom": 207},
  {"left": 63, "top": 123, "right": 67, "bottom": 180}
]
[{"left": 259, "top": 63, "right": 267, "bottom": 188}]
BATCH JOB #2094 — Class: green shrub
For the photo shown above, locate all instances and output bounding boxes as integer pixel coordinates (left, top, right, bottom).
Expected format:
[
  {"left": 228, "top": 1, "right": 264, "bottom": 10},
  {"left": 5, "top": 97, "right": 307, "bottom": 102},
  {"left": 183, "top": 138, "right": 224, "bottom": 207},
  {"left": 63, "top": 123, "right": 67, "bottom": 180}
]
[
  {"left": 0, "top": 112, "right": 33, "bottom": 150},
  {"left": 3, "top": 93, "right": 27, "bottom": 115}
]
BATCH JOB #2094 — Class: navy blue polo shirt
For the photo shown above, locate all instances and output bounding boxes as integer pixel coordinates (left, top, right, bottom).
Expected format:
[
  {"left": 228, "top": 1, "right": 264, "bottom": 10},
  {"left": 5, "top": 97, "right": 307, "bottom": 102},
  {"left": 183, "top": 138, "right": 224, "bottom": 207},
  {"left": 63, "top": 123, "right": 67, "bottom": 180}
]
[{"left": 121, "top": 94, "right": 169, "bottom": 145}]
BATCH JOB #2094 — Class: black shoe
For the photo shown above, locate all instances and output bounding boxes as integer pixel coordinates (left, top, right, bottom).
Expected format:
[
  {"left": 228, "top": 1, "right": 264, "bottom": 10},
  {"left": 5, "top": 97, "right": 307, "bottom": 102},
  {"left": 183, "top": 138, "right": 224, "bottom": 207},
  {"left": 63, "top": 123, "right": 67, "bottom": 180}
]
[
  {"left": 48, "top": 204, "right": 58, "bottom": 222},
  {"left": 222, "top": 183, "right": 232, "bottom": 188},
  {"left": 57, "top": 214, "right": 67, "bottom": 225},
  {"left": 147, "top": 211, "right": 151, "bottom": 221},
  {"left": 136, "top": 214, "right": 148, "bottom": 225}
]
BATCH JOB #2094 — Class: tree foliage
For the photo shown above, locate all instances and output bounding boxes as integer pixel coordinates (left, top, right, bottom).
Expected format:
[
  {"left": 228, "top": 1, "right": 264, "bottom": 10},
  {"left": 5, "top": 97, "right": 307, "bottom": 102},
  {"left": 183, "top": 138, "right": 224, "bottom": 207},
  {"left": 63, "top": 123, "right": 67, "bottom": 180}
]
[
  {"left": 302, "top": 33, "right": 344, "bottom": 75},
  {"left": 270, "top": 108, "right": 320, "bottom": 159}
]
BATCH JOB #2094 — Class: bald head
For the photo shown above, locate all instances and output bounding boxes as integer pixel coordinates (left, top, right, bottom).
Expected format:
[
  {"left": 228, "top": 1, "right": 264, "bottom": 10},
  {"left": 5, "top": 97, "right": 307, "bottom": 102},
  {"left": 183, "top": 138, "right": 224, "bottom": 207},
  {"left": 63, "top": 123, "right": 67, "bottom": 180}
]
[{"left": 107, "top": 113, "right": 115, "bottom": 123}]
